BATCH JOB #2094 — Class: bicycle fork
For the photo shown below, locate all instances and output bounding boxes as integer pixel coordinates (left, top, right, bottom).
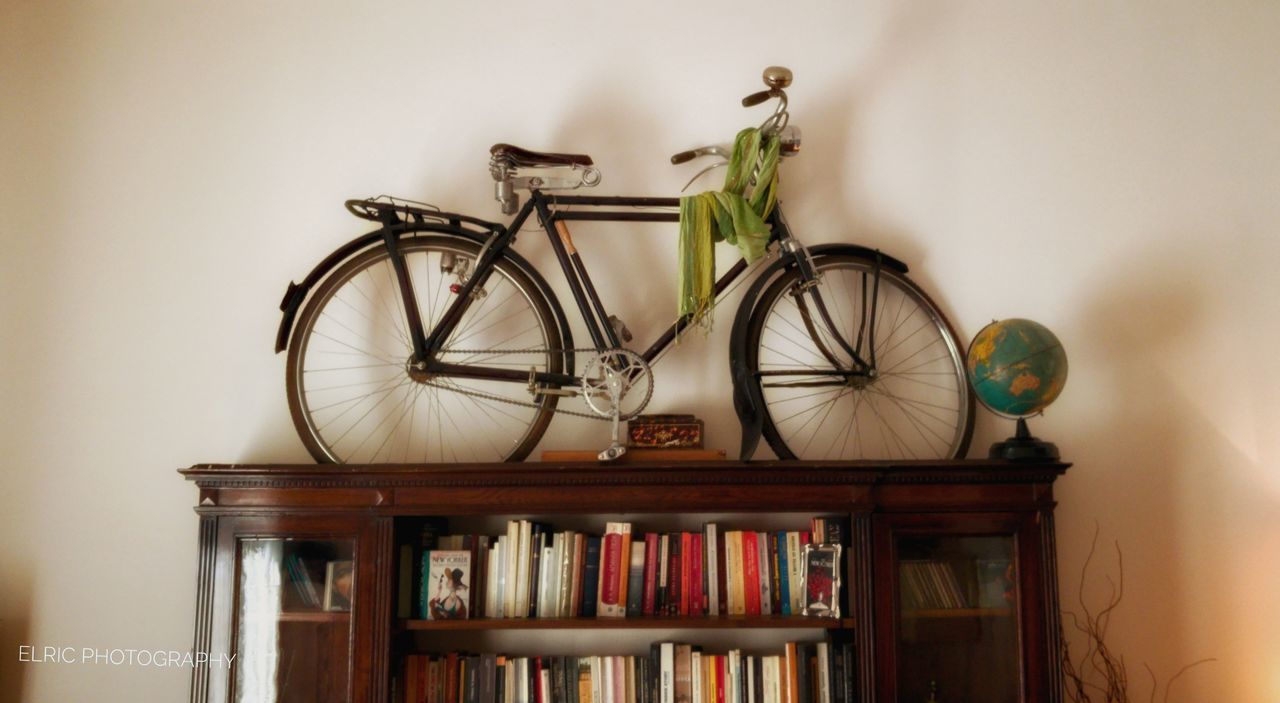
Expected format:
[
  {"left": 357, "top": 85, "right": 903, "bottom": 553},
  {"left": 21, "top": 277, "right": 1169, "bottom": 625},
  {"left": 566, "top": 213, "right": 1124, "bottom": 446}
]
[{"left": 778, "top": 236, "right": 881, "bottom": 383}]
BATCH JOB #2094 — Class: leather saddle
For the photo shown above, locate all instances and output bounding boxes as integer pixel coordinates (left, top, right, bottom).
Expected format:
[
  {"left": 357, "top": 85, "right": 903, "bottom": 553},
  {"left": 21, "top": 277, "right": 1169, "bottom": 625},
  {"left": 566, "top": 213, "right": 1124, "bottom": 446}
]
[{"left": 490, "top": 143, "right": 593, "bottom": 169}]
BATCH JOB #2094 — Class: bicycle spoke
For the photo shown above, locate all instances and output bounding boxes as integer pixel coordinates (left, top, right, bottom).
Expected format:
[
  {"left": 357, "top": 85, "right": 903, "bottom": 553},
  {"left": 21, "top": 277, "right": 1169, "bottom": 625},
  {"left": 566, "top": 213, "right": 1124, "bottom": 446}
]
[
  {"left": 754, "top": 257, "right": 969, "bottom": 461},
  {"left": 291, "top": 238, "right": 559, "bottom": 463}
]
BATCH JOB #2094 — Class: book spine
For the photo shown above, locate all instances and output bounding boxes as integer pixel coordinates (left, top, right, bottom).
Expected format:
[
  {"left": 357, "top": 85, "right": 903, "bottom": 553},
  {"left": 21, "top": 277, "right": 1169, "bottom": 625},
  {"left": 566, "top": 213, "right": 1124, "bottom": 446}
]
[
  {"left": 742, "top": 532, "right": 760, "bottom": 616},
  {"left": 757, "top": 533, "right": 771, "bottom": 616},
  {"left": 616, "top": 524, "right": 633, "bottom": 618},
  {"left": 776, "top": 533, "right": 790, "bottom": 616},
  {"left": 642, "top": 533, "right": 660, "bottom": 616},
  {"left": 726, "top": 532, "right": 744, "bottom": 616},
  {"left": 690, "top": 533, "right": 704, "bottom": 616},
  {"left": 706, "top": 522, "right": 716, "bottom": 617},
  {"left": 627, "top": 539, "right": 647, "bottom": 616},
  {"left": 598, "top": 527, "right": 622, "bottom": 617},
  {"left": 559, "top": 532, "right": 576, "bottom": 618},
  {"left": 571, "top": 534, "right": 587, "bottom": 618},
  {"left": 679, "top": 533, "right": 692, "bottom": 617},
  {"left": 668, "top": 533, "right": 682, "bottom": 616},
  {"left": 768, "top": 533, "right": 782, "bottom": 615},
  {"left": 582, "top": 536, "right": 602, "bottom": 617}
]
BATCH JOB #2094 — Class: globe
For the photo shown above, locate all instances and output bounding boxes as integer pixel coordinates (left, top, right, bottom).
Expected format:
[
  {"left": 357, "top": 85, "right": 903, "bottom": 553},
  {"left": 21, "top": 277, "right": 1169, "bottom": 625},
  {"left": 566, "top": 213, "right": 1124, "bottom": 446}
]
[
  {"left": 966, "top": 319, "right": 1068, "bottom": 418},
  {"left": 966, "top": 319, "right": 1068, "bottom": 461}
]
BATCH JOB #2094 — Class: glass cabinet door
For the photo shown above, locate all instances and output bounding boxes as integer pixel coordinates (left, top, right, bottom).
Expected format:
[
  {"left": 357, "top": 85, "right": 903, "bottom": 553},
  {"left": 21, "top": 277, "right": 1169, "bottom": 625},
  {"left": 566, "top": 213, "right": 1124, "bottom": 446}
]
[
  {"left": 875, "top": 513, "right": 1049, "bottom": 703},
  {"left": 233, "top": 537, "right": 356, "bottom": 703},
  {"left": 895, "top": 534, "right": 1019, "bottom": 702}
]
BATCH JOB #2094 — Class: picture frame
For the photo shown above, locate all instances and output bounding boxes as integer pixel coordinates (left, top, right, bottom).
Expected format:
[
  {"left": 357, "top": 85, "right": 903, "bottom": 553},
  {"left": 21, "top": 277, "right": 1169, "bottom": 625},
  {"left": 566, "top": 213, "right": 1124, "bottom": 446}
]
[
  {"left": 800, "top": 543, "right": 841, "bottom": 618},
  {"left": 322, "top": 560, "right": 354, "bottom": 612}
]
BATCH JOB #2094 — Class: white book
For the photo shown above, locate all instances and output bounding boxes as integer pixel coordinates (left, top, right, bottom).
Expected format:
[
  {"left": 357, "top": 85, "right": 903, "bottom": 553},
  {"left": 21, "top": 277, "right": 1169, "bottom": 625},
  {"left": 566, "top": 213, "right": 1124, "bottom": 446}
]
[
  {"left": 515, "top": 520, "right": 532, "bottom": 618},
  {"left": 486, "top": 545, "right": 499, "bottom": 618},
  {"left": 603, "top": 655, "right": 615, "bottom": 703},
  {"left": 590, "top": 656, "right": 603, "bottom": 703},
  {"left": 505, "top": 521, "right": 520, "bottom": 618},
  {"left": 764, "top": 656, "right": 778, "bottom": 703},
  {"left": 815, "top": 642, "right": 830, "bottom": 703},
  {"left": 747, "top": 656, "right": 756, "bottom": 703},
  {"left": 517, "top": 658, "right": 528, "bottom": 703},
  {"left": 691, "top": 652, "right": 703, "bottom": 703},
  {"left": 660, "top": 643, "right": 675, "bottom": 703},
  {"left": 728, "top": 650, "right": 740, "bottom": 703},
  {"left": 758, "top": 533, "right": 772, "bottom": 616},
  {"left": 704, "top": 524, "right": 719, "bottom": 616},
  {"left": 540, "top": 667, "right": 552, "bottom": 703},
  {"left": 557, "top": 531, "right": 574, "bottom": 617},
  {"left": 538, "top": 544, "right": 555, "bottom": 618}
]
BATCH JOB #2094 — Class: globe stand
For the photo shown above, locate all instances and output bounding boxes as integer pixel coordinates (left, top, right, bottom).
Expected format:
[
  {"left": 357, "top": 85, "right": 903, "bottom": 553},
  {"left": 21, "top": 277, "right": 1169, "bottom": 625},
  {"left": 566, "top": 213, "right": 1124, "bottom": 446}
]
[{"left": 990, "top": 417, "right": 1059, "bottom": 462}]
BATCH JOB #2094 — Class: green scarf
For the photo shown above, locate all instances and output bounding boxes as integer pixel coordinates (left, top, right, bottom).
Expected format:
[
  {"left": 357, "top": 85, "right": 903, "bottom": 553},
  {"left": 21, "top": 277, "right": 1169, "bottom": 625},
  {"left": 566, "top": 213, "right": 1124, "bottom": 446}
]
[{"left": 678, "top": 127, "right": 780, "bottom": 325}]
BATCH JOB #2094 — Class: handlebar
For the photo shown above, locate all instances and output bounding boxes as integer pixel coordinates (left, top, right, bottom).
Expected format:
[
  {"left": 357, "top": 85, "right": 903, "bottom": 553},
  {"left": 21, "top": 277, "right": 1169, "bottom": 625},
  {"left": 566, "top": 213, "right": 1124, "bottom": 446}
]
[{"left": 671, "top": 66, "right": 799, "bottom": 165}]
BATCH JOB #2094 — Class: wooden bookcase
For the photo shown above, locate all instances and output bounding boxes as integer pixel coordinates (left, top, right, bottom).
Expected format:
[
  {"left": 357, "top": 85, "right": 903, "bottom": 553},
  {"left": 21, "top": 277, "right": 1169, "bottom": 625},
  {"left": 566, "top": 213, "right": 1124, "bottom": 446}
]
[{"left": 180, "top": 459, "right": 1069, "bottom": 703}]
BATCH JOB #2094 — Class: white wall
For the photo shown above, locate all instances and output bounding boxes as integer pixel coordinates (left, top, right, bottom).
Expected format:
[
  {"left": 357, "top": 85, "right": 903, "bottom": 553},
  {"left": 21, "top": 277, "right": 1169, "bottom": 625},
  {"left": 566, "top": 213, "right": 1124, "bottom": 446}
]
[{"left": 3, "top": 1, "right": 1278, "bottom": 700}]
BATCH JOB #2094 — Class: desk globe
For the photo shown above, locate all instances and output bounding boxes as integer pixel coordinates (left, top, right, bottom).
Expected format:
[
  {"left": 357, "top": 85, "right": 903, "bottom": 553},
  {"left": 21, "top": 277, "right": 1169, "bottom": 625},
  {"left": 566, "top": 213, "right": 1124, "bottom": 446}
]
[{"left": 966, "top": 318, "right": 1068, "bottom": 460}]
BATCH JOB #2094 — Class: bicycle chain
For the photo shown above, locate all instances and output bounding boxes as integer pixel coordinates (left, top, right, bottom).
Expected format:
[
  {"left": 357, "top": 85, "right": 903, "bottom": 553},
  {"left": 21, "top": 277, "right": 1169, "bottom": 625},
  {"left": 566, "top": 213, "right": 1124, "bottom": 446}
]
[{"left": 422, "top": 347, "right": 641, "bottom": 422}]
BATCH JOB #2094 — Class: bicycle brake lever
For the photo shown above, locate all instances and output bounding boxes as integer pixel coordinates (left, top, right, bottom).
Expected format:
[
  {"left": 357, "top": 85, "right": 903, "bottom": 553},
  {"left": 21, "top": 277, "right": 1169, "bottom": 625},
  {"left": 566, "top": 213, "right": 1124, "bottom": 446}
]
[{"left": 681, "top": 161, "right": 728, "bottom": 192}]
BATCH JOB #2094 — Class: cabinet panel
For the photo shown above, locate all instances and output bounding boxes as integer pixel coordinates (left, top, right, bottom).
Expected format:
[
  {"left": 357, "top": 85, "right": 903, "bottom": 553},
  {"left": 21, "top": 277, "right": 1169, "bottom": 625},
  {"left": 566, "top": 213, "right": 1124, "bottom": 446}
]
[
  {"left": 200, "top": 515, "right": 386, "bottom": 703},
  {"left": 874, "top": 512, "right": 1055, "bottom": 703}
]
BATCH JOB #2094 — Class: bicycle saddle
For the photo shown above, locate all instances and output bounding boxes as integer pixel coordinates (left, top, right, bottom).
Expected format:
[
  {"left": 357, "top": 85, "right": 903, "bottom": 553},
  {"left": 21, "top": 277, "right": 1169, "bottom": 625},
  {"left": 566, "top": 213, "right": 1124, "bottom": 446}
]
[{"left": 490, "top": 143, "right": 594, "bottom": 168}]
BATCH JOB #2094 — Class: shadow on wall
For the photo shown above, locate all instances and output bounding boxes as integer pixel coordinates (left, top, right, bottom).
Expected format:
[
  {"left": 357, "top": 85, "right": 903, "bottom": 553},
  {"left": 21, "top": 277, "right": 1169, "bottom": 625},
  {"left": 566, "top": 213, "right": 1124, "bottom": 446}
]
[
  {"left": 1058, "top": 244, "right": 1226, "bottom": 696},
  {"left": 1, "top": 569, "right": 32, "bottom": 701}
]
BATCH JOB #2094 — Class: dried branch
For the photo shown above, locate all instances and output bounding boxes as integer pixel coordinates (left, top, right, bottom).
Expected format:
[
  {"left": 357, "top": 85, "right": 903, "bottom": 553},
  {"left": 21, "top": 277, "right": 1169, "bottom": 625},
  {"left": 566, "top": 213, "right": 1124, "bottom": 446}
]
[{"left": 1060, "top": 524, "right": 1212, "bottom": 702}]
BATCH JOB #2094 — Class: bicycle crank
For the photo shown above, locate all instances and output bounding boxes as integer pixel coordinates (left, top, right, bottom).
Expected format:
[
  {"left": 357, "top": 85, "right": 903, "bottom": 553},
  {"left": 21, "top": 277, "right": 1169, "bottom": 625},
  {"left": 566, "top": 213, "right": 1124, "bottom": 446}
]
[{"left": 581, "top": 349, "right": 653, "bottom": 461}]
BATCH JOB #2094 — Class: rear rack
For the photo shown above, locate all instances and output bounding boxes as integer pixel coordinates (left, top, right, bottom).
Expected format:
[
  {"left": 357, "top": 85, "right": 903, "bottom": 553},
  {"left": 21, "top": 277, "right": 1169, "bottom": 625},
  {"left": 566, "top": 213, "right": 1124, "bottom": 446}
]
[{"left": 344, "top": 196, "right": 503, "bottom": 235}]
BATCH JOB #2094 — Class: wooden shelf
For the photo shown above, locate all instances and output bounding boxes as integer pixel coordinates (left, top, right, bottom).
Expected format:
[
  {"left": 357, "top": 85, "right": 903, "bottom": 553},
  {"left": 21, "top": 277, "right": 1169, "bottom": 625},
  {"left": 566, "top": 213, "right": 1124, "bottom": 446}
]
[
  {"left": 276, "top": 610, "right": 352, "bottom": 623},
  {"left": 901, "top": 607, "right": 1012, "bottom": 619},
  {"left": 401, "top": 615, "right": 855, "bottom": 631}
]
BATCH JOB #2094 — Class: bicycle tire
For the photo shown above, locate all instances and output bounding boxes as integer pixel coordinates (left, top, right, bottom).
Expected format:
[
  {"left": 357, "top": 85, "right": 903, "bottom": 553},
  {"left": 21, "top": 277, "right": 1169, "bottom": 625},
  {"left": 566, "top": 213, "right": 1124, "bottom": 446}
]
[
  {"left": 746, "top": 254, "right": 973, "bottom": 460},
  {"left": 285, "top": 234, "right": 563, "bottom": 463}
]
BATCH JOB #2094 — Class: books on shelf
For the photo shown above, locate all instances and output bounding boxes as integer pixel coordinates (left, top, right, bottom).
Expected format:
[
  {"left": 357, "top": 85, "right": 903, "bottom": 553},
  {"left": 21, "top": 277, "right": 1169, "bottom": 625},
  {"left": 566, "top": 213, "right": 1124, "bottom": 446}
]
[
  {"left": 898, "top": 560, "right": 968, "bottom": 610},
  {"left": 403, "top": 516, "right": 849, "bottom": 622},
  {"left": 398, "top": 639, "right": 856, "bottom": 703}
]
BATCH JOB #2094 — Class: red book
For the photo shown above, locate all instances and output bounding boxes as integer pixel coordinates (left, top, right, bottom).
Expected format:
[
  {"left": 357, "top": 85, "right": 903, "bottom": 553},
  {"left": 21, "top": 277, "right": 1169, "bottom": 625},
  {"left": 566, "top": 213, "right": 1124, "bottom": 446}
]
[
  {"left": 444, "top": 653, "right": 459, "bottom": 703},
  {"left": 533, "top": 657, "right": 544, "bottom": 703},
  {"left": 680, "top": 532, "right": 692, "bottom": 616},
  {"left": 600, "top": 533, "right": 620, "bottom": 608},
  {"left": 690, "top": 533, "right": 704, "bottom": 616},
  {"left": 742, "top": 531, "right": 761, "bottom": 616},
  {"left": 643, "top": 533, "right": 659, "bottom": 616},
  {"left": 715, "top": 655, "right": 726, "bottom": 703}
]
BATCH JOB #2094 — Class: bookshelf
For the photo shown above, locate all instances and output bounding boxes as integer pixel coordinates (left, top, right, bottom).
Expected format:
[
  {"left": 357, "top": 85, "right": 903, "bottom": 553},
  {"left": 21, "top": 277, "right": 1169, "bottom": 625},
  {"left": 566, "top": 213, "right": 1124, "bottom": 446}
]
[{"left": 180, "top": 459, "right": 1069, "bottom": 703}]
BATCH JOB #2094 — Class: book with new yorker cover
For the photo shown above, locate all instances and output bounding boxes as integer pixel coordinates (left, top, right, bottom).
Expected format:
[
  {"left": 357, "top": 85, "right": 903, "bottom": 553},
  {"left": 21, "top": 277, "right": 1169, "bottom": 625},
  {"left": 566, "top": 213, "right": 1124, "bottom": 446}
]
[{"left": 423, "top": 549, "right": 472, "bottom": 620}]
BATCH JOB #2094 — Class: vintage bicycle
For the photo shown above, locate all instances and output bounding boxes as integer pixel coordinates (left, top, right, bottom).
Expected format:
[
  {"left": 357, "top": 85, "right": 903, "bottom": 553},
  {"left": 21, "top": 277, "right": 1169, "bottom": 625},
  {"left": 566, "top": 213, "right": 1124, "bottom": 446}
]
[{"left": 274, "top": 67, "right": 973, "bottom": 463}]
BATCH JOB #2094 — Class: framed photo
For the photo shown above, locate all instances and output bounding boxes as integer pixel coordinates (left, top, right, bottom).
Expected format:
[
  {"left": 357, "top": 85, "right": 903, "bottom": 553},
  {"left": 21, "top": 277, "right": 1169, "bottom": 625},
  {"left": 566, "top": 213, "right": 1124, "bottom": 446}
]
[
  {"left": 800, "top": 543, "right": 841, "bottom": 618},
  {"left": 322, "top": 560, "right": 354, "bottom": 612}
]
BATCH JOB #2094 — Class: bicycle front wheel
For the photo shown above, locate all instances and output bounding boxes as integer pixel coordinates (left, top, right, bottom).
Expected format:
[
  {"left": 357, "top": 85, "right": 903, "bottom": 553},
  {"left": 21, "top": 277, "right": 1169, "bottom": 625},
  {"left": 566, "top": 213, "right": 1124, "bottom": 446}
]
[
  {"left": 285, "top": 235, "right": 563, "bottom": 463},
  {"left": 746, "top": 255, "right": 972, "bottom": 460}
]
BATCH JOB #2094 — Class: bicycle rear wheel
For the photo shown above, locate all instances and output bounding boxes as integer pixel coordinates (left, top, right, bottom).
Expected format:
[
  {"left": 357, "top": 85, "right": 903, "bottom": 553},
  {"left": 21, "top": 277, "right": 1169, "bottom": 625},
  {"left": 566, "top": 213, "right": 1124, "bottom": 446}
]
[
  {"left": 746, "top": 255, "right": 972, "bottom": 460},
  {"left": 285, "top": 235, "right": 562, "bottom": 463}
]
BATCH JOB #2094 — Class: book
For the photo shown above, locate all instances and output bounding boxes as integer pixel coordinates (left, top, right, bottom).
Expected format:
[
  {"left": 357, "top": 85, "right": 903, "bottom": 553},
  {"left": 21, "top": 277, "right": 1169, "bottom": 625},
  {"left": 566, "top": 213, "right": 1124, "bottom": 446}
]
[
  {"left": 323, "top": 560, "right": 354, "bottom": 612},
  {"left": 581, "top": 535, "right": 602, "bottom": 617},
  {"left": 742, "top": 531, "right": 761, "bottom": 616},
  {"left": 627, "top": 538, "right": 647, "bottom": 616},
  {"left": 423, "top": 550, "right": 472, "bottom": 620},
  {"left": 642, "top": 533, "right": 660, "bottom": 616},
  {"left": 598, "top": 522, "right": 632, "bottom": 617},
  {"left": 703, "top": 523, "right": 719, "bottom": 617}
]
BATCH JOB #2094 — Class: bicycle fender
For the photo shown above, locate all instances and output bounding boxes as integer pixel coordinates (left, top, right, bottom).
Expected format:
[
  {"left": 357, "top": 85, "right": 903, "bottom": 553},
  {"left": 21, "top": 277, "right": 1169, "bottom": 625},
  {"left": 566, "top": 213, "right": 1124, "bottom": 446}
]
[
  {"left": 728, "top": 243, "right": 909, "bottom": 459},
  {"left": 274, "top": 224, "right": 575, "bottom": 360}
]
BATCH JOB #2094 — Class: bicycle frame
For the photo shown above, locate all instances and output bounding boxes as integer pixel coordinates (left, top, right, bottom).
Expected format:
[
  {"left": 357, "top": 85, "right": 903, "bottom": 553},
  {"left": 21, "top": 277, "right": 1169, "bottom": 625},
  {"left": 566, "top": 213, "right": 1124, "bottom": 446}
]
[{"left": 385, "top": 189, "right": 873, "bottom": 391}]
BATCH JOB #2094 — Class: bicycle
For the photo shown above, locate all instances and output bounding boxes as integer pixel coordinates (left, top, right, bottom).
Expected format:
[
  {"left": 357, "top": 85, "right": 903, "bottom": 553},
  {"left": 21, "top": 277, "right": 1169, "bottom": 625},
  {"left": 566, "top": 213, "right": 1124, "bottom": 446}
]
[{"left": 274, "top": 67, "right": 974, "bottom": 463}]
